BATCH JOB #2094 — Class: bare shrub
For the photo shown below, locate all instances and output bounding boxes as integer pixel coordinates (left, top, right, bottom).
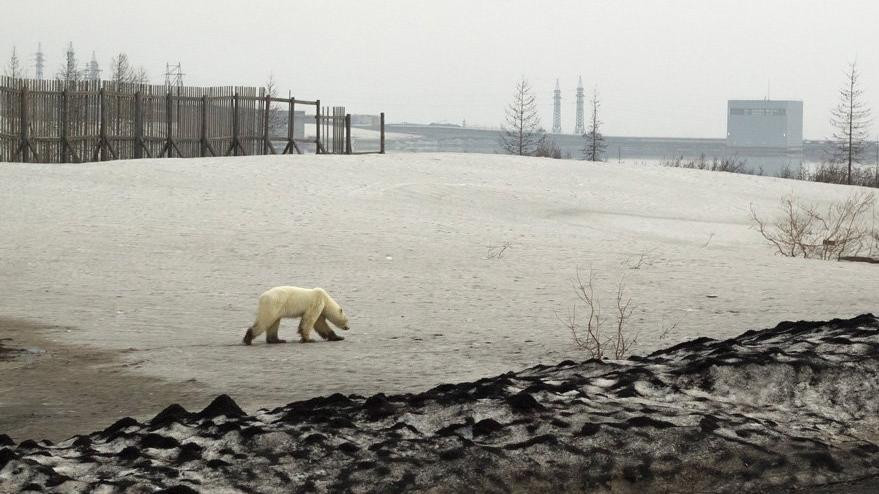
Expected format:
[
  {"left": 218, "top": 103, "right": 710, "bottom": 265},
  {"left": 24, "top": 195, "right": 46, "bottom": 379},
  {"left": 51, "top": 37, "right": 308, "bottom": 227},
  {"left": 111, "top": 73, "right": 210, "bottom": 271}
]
[
  {"left": 660, "top": 154, "right": 754, "bottom": 175},
  {"left": 535, "top": 133, "right": 562, "bottom": 159},
  {"left": 801, "top": 161, "right": 878, "bottom": 188},
  {"left": 777, "top": 163, "right": 796, "bottom": 179},
  {"left": 657, "top": 319, "right": 680, "bottom": 341},
  {"left": 750, "top": 191, "right": 876, "bottom": 260},
  {"left": 560, "top": 267, "right": 637, "bottom": 360}
]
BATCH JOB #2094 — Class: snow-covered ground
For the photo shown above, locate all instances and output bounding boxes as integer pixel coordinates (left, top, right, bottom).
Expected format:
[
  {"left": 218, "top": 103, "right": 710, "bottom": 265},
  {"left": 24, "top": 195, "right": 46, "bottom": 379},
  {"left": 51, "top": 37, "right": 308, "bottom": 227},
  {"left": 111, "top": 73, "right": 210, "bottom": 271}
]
[{"left": 0, "top": 153, "right": 877, "bottom": 412}]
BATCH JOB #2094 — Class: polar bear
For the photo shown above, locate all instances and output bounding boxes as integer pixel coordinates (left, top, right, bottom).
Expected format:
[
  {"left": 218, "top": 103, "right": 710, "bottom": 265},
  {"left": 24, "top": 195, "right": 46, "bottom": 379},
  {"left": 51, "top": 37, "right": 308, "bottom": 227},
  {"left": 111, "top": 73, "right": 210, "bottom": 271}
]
[{"left": 242, "top": 286, "right": 350, "bottom": 345}]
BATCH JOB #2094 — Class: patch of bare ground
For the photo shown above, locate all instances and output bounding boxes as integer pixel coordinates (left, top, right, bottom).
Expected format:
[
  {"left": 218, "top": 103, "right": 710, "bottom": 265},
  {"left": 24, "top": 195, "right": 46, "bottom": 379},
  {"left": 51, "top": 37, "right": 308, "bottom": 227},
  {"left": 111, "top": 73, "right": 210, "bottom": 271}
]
[{"left": 0, "top": 318, "right": 214, "bottom": 443}]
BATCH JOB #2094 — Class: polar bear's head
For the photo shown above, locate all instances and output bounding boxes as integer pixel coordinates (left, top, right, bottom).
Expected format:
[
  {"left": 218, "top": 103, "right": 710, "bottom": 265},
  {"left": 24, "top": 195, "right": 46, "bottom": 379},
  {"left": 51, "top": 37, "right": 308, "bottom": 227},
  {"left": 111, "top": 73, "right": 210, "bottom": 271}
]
[{"left": 323, "top": 293, "right": 350, "bottom": 330}]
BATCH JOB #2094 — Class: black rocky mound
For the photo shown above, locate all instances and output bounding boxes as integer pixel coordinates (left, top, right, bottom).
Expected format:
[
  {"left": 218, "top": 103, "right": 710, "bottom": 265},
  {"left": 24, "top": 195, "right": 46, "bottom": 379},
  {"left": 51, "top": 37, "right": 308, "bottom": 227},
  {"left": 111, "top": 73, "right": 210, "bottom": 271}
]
[{"left": 2, "top": 314, "right": 878, "bottom": 493}]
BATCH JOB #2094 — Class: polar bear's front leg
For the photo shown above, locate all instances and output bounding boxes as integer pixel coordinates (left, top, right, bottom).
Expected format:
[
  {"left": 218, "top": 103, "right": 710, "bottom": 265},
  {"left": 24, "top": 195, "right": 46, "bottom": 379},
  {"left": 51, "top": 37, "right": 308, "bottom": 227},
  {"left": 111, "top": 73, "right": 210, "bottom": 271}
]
[
  {"left": 314, "top": 316, "right": 344, "bottom": 341},
  {"left": 265, "top": 319, "right": 285, "bottom": 344},
  {"left": 297, "top": 322, "right": 315, "bottom": 343}
]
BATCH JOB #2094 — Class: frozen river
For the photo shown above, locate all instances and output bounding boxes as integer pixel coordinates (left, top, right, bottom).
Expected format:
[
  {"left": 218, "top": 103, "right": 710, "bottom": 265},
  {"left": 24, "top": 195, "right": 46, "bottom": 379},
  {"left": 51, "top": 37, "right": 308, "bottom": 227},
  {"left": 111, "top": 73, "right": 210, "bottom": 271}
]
[{"left": 1, "top": 153, "right": 877, "bottom": 412}]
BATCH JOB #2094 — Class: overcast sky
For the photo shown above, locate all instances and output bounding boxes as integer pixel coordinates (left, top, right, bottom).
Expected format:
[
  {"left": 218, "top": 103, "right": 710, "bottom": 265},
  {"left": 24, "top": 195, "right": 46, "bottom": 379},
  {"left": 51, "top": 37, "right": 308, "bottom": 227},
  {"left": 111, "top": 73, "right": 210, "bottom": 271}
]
[{"left": 4, "top": 0, "right": 878, "bottom": 139}]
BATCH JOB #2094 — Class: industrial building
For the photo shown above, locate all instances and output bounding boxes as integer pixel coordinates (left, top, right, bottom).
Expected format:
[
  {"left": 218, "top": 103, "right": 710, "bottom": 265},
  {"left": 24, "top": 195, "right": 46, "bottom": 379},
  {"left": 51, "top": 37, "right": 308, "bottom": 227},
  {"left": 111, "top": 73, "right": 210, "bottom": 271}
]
[{"left": 726, "top": 100, "right": 803, "bottom": 151}]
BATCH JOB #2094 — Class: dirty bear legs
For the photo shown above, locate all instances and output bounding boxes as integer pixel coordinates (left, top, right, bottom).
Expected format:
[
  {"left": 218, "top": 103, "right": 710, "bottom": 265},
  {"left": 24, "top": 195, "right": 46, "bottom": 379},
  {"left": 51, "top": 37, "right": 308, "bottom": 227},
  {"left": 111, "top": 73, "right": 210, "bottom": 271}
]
[{"left": 313, "top": 315, "right": 344, "bottom": 341}]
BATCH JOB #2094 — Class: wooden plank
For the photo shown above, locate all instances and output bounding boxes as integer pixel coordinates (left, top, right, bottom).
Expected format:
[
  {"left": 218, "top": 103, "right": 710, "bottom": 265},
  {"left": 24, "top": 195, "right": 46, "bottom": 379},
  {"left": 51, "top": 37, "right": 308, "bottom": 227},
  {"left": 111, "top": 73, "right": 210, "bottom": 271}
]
[
  {"left": 18, "top": 87, "right": 29, "bottom": 162},
  {"left": 315, "top": 100, "right": 321, "bottom": 154},
  {"left": 200, "top": 94, "right": 207, "bottom": 157},
  {"left": 98, "top": 87, "right": 107, "bottom": 161},
  {"left": 134, "top": 91, "right": 144, "bottom": 159},
  {"left": 380, "top": 112, "right": 386, "bottom": 154},
  {"left": 61, "top": 88, "right": 68, "bottom": 163},
  {"left": 345, "top": 113, "right": 352, "bottom": 154}
]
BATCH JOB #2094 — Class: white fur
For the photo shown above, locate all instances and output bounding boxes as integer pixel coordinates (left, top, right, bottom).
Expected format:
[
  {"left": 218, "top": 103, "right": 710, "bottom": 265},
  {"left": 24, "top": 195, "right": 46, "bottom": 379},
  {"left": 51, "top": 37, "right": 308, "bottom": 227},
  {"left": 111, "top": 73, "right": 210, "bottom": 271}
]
[{"left": 245, "top": 286, "right": 349, "bottom": 344}]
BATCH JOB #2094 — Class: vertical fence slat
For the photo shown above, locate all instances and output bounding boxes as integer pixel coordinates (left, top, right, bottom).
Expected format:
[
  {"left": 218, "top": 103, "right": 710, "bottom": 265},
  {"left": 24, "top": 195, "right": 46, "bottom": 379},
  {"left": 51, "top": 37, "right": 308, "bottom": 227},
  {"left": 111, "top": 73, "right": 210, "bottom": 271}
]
[
  {"left": 134, "top": 91, "right": 143, "bottom": 159},
  {"left": 380, "top": 112, "right": 386, "bottom": 154},
  {"left": 19, "top": 87, "right": 29, "bottom": 163}
]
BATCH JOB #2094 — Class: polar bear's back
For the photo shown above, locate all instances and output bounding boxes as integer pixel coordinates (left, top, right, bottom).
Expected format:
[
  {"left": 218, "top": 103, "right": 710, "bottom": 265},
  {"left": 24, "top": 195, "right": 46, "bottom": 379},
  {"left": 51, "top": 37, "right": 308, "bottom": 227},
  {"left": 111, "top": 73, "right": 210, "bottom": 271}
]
[{"left": 259, "top": 286, "right": 324, "bottom": 319}]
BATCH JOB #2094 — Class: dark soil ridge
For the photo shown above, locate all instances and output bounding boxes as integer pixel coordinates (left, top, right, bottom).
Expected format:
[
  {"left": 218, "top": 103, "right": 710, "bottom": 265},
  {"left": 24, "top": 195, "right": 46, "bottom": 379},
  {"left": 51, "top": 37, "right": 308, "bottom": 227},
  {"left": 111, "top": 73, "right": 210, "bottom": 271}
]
[{"left": 2, "top": 314, "right": 878, "bottom": 493}]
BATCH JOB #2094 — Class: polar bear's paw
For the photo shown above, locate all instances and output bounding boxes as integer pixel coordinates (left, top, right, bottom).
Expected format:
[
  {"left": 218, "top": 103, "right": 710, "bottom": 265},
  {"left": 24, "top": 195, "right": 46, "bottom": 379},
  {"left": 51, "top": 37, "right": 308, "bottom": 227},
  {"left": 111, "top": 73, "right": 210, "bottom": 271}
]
[{"left": 242, "top": 328, "right": 254, "bottom": 346}]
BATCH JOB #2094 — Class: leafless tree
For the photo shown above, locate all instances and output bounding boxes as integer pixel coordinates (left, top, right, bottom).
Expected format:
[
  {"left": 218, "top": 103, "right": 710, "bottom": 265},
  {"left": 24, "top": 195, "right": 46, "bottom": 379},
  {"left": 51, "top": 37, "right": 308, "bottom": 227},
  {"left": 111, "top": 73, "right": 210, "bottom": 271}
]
[
  {"left": 55, "top": 42, "right": 81, "bottom": 84},
  {"left": 830, "top": 62, "right": 872, "bottom": 185},
  {"left": 4, "top": 46, "right": 23, "bottom": 79},
  {"left": 500, "top": 76, "right": 542, "bottom": 156},
  {"left": 109, "top": 53, "right": 133, "bottom": 87},
  {"left": 583, "top": 87, "right": 606, "bottom": 161},
  {"left": 750, "top": 192, "right": 876, "bottom": 260},
  {"left": 132, "top": 66, "right": 150, "bottom": 85},
  {"left": 264, "top": 73, "right": 286, "bottom": 137},
  {"left": 560, "top": 267, "right": 637, "bottom": 360},
  {"left": 110, "top": 53, "right": 150, "bottom": 87}
]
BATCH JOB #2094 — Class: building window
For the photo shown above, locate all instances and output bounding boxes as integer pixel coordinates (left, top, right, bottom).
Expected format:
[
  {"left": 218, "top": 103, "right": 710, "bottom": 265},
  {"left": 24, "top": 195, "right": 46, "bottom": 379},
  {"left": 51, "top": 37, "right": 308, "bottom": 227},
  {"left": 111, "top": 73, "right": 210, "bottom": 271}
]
[{"left": 730, "top": 108, "right": 787, "bottom": 116}]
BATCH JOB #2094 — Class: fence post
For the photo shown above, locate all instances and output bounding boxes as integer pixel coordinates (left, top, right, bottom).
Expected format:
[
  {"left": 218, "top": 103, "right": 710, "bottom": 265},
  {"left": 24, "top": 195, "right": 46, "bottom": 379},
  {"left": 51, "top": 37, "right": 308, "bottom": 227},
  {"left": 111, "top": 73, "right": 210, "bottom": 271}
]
[
  {"left": 60, "top": 88, "right": 69, "bottom": 163},
  {"left": 263, "top": 93, "right": 270, "bottom": 155},
  {"left": 134, "top": 92, "right": 143, "bottom": 159},
  {"left": 99, "top": 87, "right": 108, "bottom": 161},
  {"left": 200, "top": 94, "right": 207, "bottom": 157},
  {"left": 345, "top": 114, "right": 352, "bottom": 154},
  {"left": 315, "top": 99, "right": 321, "bottom": 154},
  {"left": 286, "top": 97, "right": 293, "bottom": 154},
  {"left": 232, "top": 92, "right": 239, "bottom": 156},
  {"left": 380, "top": 112, "right": 385, "bottom": 154},
  {"left": 19, "top": 87, "right": 29, "bottom": 163},
  {"left": 165, "top": 91, "right": 173, "bottom": 157}
]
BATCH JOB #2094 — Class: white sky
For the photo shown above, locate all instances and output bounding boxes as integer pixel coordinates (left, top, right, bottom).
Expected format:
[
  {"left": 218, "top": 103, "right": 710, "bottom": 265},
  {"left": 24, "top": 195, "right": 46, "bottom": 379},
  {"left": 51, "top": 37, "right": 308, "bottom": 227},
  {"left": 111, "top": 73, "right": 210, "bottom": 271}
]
[{"left": 3, "top": 0, "right": 878, "bottom": 139}]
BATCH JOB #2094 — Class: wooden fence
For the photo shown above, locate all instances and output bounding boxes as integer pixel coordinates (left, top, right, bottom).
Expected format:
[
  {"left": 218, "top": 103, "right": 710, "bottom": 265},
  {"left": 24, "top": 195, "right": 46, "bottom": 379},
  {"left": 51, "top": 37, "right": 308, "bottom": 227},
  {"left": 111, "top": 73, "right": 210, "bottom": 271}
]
[{"left": 0, "top": 76, "right": 385, "bottom": 163}]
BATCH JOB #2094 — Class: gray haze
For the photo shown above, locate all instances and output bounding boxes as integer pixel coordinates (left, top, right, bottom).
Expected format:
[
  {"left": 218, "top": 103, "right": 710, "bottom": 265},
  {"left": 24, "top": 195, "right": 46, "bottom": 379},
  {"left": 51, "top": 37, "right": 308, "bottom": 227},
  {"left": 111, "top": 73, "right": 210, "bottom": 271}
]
[{"left": 3, "top": 0, "right": 878, "bottom": 139}]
